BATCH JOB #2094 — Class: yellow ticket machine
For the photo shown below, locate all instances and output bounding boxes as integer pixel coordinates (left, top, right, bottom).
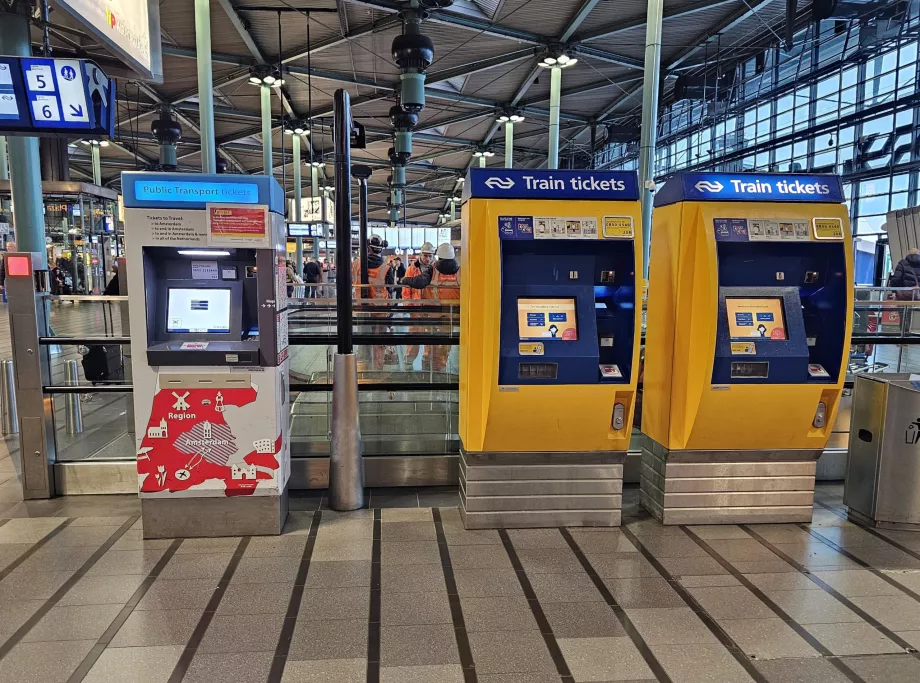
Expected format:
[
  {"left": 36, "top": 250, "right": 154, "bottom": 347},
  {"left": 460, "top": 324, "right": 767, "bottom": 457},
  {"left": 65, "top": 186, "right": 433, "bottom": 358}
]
[
  {"left": 642, "top": 172, "right": 853, "bottom": 524},
  {"left": 460, "top": 169, "right": 643, "bottom": 528}
]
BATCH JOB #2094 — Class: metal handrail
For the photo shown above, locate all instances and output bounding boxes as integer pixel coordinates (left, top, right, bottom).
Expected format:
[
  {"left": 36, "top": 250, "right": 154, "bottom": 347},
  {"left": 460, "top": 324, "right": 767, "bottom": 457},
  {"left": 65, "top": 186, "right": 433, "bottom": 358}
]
[
  {"left": 46, "top": 295, "right": 129, "bottom": 302},
  {"left": 39, "top": 336, "right": 130, "bottom": 345},
  {"left": 43, "top": 384, "right": 134, "bottom": 393}
]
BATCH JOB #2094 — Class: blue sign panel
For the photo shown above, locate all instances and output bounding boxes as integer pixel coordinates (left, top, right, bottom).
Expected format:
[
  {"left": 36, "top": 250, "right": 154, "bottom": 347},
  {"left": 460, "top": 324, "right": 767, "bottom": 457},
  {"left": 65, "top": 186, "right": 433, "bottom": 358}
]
[
  {"left": 655, "top": 172, "right": 844, "bottom": 207},
  {"left": 498, "top": 215, "right": 536, "bottom": 239},
  {"left": 464, "top": 168, "right": 639, "bottom": 201},
  {"left": 122, "top": 172, "right": 286, "bottom": 214}
]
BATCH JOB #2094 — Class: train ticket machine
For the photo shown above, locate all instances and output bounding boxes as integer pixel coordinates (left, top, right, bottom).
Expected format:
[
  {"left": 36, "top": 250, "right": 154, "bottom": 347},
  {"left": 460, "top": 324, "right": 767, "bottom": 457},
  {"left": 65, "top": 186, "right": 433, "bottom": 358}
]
[
  {"left": 460, "top": 168, "right": 643, "bottom": 528},
  {"left": 642, "top": 172, "right": 853, "bottom": 524},
  {"left": 122, "top": 172, "right": 290, "bottom": 538}
]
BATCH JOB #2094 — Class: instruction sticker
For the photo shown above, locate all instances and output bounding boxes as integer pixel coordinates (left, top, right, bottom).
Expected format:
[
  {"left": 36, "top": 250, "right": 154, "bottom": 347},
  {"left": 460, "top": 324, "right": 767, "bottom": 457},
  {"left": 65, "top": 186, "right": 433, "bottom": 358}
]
[
  {"left": 603, "top": 216, "right": 634, "bottom": 238},
  {"left": 717, "top": 218, "right": 813, "bottom": 242},
  {"left": 519, "top": 342, "right": 545, "bottom": 356},
  {"left": 730, "top": 341, "right": 756, "bottom": 355},
  {"left": 813, "top": 217, "right": 844, "bottom": 240}
]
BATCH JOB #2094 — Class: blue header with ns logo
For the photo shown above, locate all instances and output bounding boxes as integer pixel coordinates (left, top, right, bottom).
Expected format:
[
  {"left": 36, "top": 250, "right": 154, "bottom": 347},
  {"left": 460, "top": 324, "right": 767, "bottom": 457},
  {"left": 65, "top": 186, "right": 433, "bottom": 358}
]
[
  {"left": 122, "top": 172, "right": 285, "bottom": 213},
  {"left": 655, "top": 172, "right": 844, "bottom": 206},
  {"left": 463, "top": 168, "right": 639, "bottom": 201}
]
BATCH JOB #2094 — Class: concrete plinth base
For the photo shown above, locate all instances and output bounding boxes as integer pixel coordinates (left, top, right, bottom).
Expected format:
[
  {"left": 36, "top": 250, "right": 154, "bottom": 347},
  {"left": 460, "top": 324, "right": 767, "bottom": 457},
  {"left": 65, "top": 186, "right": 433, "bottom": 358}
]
[
  {"left": 640, "top": 440, "right": 819, "bottom": 525},
  {"left": 141, "top": 488, "right": 289, "bottom": 538},
  {"left": 460, "top": 448, "right": 625, "bottom": 529}
]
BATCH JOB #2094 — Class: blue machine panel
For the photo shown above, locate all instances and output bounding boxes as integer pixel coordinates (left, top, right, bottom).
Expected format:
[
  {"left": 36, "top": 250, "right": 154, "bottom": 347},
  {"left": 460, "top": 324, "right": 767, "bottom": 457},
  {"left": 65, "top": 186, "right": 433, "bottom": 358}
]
[
  {"left": 464, "top": 169, "right": 639, "bottom": 201},
  {"left": 122, "top": 172, "right": 286, "bottom": 214},
  {"left": 655, "top": 172, "right": 844, "bottom": 207}
]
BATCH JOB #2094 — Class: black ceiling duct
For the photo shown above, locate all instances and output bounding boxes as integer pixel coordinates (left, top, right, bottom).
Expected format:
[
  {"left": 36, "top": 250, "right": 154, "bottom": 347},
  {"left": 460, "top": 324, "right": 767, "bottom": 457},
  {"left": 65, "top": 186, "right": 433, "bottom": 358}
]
[
  {"left": 605, "top": 124, "right": 640, "bottom": 144},
  {"left": 812, "top": 0, "right": 905, "bottom": 20}
]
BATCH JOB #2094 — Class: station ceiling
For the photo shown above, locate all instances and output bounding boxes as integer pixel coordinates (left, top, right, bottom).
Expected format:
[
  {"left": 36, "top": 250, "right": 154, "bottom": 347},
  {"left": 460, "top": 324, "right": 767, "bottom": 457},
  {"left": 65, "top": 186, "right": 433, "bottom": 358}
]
[{"left": 36, "top": 0, "right": 810, "bottom": 223}]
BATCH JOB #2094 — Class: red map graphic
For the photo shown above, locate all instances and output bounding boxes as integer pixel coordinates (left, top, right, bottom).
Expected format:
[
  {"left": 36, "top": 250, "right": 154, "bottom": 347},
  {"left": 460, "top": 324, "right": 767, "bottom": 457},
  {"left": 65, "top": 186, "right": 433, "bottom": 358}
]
[{"left": 138, "top": 386, "right": 280, "bottom": 496}]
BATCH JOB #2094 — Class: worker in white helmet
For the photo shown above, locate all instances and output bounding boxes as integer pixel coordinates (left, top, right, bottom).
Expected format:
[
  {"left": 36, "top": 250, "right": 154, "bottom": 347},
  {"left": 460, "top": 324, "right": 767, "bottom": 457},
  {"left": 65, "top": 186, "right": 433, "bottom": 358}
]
[
  {"left": 401, "top": 242, "right": 436, "bottom": 370},
  {"left": 352, "top": 233, "right": 389, "bottom": 370},
  {"left": 400, "top": 243, "right": 460, "bottom": 372}
]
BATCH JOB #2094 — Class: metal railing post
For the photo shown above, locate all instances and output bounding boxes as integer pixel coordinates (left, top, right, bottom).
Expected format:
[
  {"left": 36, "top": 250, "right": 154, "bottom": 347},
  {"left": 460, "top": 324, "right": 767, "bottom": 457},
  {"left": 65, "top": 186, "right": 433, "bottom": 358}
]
[
  {"left": 118, "top": 257, "right": 134, "bottom": 439},
  {"left": 64, "top": 360, "right": 83, "bottom": 434},
  {"left": 0, "top": 359, "right": 18, "bottom": 435},
  {"left": 329, "top": 89, "right": 365, "bottom": 511}
]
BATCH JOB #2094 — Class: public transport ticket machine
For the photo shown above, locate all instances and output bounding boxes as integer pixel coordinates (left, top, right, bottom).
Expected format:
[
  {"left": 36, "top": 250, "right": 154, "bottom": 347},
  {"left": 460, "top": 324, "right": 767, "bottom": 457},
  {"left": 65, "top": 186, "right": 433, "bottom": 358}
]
[
  {"left": 460, "top": 168, "right": 643, "bottom": 528},
  {"left": 122, "top": 172, "right": 291, "bottom": 538},
  {"left": 642, "top": 172, "right": 853, "bottom": 525}
]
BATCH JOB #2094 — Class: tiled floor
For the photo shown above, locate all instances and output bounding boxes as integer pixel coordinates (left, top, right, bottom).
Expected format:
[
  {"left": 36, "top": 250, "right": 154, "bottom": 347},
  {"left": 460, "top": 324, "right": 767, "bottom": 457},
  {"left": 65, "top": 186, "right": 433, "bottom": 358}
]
[{"left": 3, "top": 435, "right": 920, "bottom": 683}]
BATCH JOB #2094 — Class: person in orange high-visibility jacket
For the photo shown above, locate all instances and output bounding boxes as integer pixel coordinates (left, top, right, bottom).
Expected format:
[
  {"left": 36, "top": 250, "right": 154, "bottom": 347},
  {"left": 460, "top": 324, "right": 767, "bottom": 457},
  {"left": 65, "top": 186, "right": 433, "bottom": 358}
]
[
  {"left": 352, "top": 234, "right": 389, "bottom": 370},
  {"left": 400, "top": 243, "right": 460, "bottom": 372},
  {"left": 402, "top": 242, "right": 435, "bottom": 369}
]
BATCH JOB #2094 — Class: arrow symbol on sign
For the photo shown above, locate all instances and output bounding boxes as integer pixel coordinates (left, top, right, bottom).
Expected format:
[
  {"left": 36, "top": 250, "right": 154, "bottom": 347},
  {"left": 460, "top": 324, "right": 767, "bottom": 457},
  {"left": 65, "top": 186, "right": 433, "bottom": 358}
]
[
  {"left": 695, "top": 180, "right": 724, "bottom": 193},
  {"left": 69, "top": 104, "right": 84, "bottom": 117}
]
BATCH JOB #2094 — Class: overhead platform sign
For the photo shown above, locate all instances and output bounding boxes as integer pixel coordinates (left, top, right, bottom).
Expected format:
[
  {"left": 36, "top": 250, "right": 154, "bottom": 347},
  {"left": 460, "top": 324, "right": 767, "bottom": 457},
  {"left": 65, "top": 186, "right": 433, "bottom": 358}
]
[
  {"left": 464, "top": 168, "right": 639, "bottom": 201},
  {"left": 655, "top": 172, "right": 844, "bottom": 206},
  {"left": 0, "top": 57, "right": 116, "bottom": 138}
]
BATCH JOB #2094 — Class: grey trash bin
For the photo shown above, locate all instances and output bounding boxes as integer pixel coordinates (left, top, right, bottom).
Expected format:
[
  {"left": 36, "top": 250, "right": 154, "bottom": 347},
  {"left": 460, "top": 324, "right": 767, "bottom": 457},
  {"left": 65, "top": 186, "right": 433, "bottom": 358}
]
[{"left": 845, "top": 373, "right": 920, "bottom": 530}]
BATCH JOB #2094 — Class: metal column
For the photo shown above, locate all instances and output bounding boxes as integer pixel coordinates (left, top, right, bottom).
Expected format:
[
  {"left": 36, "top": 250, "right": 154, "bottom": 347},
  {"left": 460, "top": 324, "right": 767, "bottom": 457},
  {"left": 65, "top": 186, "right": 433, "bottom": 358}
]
[
  {"left": 261, "top": 83, "right": 272, "bottom": 176},
  {"left": 292, "top": 134, "right": 303, "bottom": 277},
  {"left": 504, "top": 121, "right": 514, "bottom": 168},
  {"left": 548, "top": 66, "right": 562, "bottom": 169},
  {"left": 311, "top": 165, "right": 320, "bottom": 260},
  {"left": 194, "top": 0, "right": 216, "bottom": 173},
  {"left": 449, "top": 196, "right": 456, "bottom": 222},
  {"left": 0, "top": 135, "right": 10, "bottom": 231},
  {"left": 638, "top": 0, "right": 664, "bottom": 278},
  {"left": 352, "top": 164, "right": 372, "bottom": 286},
  {"left": 0, "top": 11, "right": 46, "bottom": 263},
  {"left": 478, "top": 155, "right": 486, "bottom": 168},
  {"left": 5, "top": 253, "right": 55, "bottom": 498},
  {"left": 91, "top": 142, "right": 102, "bottom": 185},
  {"left": 329, "top": 89, "right": 364, "bottom": 511}
]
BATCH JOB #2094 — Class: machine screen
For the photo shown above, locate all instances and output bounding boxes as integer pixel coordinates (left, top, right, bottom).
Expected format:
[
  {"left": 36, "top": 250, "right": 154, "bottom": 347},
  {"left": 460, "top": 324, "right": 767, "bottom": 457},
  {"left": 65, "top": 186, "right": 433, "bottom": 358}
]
[
  {"left": 726, "top": 297, "right": 786, "bottom": 340},
  {"left": 166, "top": 288, "right": 232, "bottom": 333},
  {"left": 518, "top": 298, "right": 578, "bottom": 340}
]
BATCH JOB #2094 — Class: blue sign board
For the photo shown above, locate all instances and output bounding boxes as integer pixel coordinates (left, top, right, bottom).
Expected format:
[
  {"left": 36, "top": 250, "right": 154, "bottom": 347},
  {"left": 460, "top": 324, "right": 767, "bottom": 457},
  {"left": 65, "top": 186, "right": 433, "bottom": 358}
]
[
  {"left": 656, "top": 172, "right": 844, "bottom": 206},
  {"left": 122, "top": 172, "right": 286, "bottom": 214},
  {"left": 0, "top": 57, "right": 115, "bottom": 138},
  {"left": 464, "top": 169, "right": 639, "bottom": 201}
]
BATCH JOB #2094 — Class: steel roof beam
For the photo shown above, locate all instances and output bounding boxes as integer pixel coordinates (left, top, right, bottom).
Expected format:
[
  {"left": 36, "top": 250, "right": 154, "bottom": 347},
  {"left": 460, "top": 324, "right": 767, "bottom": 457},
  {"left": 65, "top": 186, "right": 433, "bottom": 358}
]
[
  {"left": 560, "top": 0, "right": 602, "bottom": 42},
  {"left": 572, "top": 0, "right": 737, "bottom": 43}
]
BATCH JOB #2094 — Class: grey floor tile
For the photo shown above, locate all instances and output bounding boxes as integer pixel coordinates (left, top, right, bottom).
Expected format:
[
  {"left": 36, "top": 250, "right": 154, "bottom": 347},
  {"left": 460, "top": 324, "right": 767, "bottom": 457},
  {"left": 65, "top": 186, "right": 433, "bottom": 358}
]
[
  {"left": 897, "top": 630, "right": 920, "bottom": 649},
  {"left": 0, "top": 570, "right": 74, "bottom": 601},
  {"left": 370, "top": 488, "right": 419, "bottom": 509},
  {"left": 476, "top": 675, "right": 563, "bottom": 683},
  {"left": 0, "top": 599, "right": 44, "bottom": 641},
  {"left": 82, "top": 645, "right": 184, "bottom": 683},
  {"left": 448, "top": 544, "right": 514, "bottom": 570},
  {"left": 175, "top": 537, "right": 242, "bottom": 555},
  {"left": 804, "top": 622, "right": 905, "bottom": 655},
  {"left": 288, "top": 618, "right": 368, "bottom": 660},
  {"left": 244, "top": 534, "right": 309, "bottom": 557},
  {"left": 656, "top": 556, "right": 730, "bottom": 578},
  {"left": 684, "top": 585, "right": 776, "bottom": 620},
  {"left": 584, "top": 553, "right": 661, "bottom": 579},
  {"left": 59, "top": 574, "right": 146, "bottom": 606},
  {"left": 811, "top": 569, "right": 904, "bottom": 597},
  {"left": 183, "top": 651, "right": 275, "bottom": 683},
  {"left": 686, "top": 526, "right": 749, "bottom": 540},
  {"left": 382, "top": 590, "right": 452, "bottom": 626},
  {"left": 156, "top": 552, "right": 233, "bottom": 581},
  {"left": 516, "top": 548, "right": 585, "bottom": 574},
  {"left": 109, "top": 531, "right": 174, "bottom": 552},
  {"left": 467, "top": 629, "right": 557, "bottom": 675},
  {"left": 559, "top": 636, "right": 655, "bottom": 682},
  {"left": 847, "top": 545, "right": 920, "bottom": 570},
  {"left": 417, "top": 486, "right": 461, "bottom": 508},
  {"left": 380, "top": 664, "right": 465, "bottom": 683},
  {"left": 0, "top": 543, "right": 31, "bottom": 571},
  {"left": 506, "top": 529, "right": 569, "bottom": 549},
  {"left": 380, "top": 563, "right": 445, "bottom": 593},
  {"left": 460, "top": 596, "right": 537, "bottom": 632},
  {"left": 624, "top": 608, "right": 719, "bottom": 645},
  {"left": 602, "top": 577, "right": 685, "bottom": 608},
  {"left": 849, "top": 594, "right": 920, "bottom": 631},
  {"left": 528, "top": 572, "right": 606, "bottom": 604},
  {"left": 718, "top": 617, "right": 821, "bottom": 660},
  {"left": 637, "top": 535, "right": 711, "bottom": 559},
  {"left": 380, "top": 540, "right": 440, "bottom": 566},
  {"left": 768, "top": 589, "right": 863, "bottom": 624},
  {"left": 381, "top": 521, "right": 437, "bottom": 542},
  {"left": 841, "top": 654, "right": 920, "bottom": 682},
  {"left": 282, "top": 512, "right": 316, "bottom": 535},
  {"left": 0, "top": 518, "right": 66, "bottom": 543},
  {"left": 232, "top": 556, "right": 300, "bottom": 584},
  {"left": 68, "top": 516, "right": 133, "bottom": 527},
  {"left": 754, "top": 658, "right": 852, "bottom": 683},
  {"left": 381, "top": 508, "right": 433, "bottom": 523},
  {"left": 704, "top": 538, "right": 784, "bottom": 563},
  {"left": 569, "top": 530, "right": 636, "bottom": 554},
  {"left": 109, "top": 607, "right": 202, "bottom": 647},
  {"left": 442, "top": 527, "right": 502, "bottom": 546},
  {"left": 311, "top": 536, "right": 373, "bottom": 562},
  {"left": 87, "top": 549, "right": 169, "bottom": 576},
  {"left": 22, "top": 603, "right": 122, "bottom": 642},
  {"left": 742, "top": 572, "right": 822, "bottom": 592},
  {"left": 198, "top": 613, "right": 286, "bottom": 653},
  {"left": 0, "top": 639, "right": 96, "bottom": 683},
  {"left": 217, "top": 581, "right": 293, "bottom": 615},
  {"left": 300, "top": 586, "right": 370, "bottom": 621},
  {"left": 677, "top": 575, "right": 741, "bottom": 588},
  {"left": 380, "top": 623, "right": 460, "bottom": 666},
  {"left": 730, "top": 559, "right": 801, "bottom": 574},
  {"left": 42, "top": 525, "right": 119, "bottom": 547},
  {"left": 541, "top": 601, "right": 626, "bottom": 638},
  {"left": 13, "top": 544, "right": 98, "bottom": 573},
  {"left": 810, "top": 526, "right": 894, "bottom": 548},
  {"left": 770, "top": 543, "right": 861, "bottom": 570},
  {"left": 135, "top": 578, "right": 218, "bottom": 611},
  {"left": 453, "top": 568, "right": 524, "bottom": 598},
  {"left": 649, "top": 642, "right": 755, "bottom": 683},
  {"left": 305, "top": 560, "right": 372, "bottom": 589},
  {"left": 281, "top": 658, "right": 367, "bottom": 683}
]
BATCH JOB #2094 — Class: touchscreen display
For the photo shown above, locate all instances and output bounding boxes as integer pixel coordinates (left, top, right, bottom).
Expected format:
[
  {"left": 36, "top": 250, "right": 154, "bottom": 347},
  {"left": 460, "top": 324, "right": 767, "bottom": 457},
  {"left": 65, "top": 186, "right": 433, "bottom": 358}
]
[
  {"left": 726, "top": 297, "right": 786, "bottom": 340},
  {"left": 518, "top": 298, "right": 578, "bottom": 340},
  {"left": 166, "top": 288, "right": 232, "bottom": 333}
]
